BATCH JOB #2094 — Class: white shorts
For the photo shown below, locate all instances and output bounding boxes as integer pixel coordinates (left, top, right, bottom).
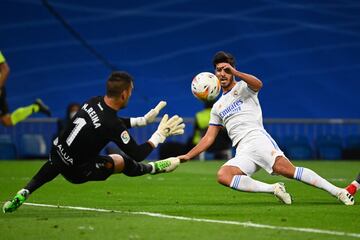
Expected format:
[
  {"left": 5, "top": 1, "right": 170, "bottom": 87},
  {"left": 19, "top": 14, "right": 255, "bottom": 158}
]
[{"left": 223, "top": 129, "right": 285, "bottom": 176}]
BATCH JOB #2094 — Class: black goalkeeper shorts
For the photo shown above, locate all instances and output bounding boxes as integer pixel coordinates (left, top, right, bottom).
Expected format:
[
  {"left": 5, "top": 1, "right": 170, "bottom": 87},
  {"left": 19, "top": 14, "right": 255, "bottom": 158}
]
[{"left": 50, "top": 149, "right": 115, "bottom": 184}]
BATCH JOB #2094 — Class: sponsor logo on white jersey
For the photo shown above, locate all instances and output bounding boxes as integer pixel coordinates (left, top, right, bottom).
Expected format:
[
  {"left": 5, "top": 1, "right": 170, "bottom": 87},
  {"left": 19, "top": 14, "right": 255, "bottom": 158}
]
[{"left": 219, "top": 99, "right": 243, "bottom": 119}]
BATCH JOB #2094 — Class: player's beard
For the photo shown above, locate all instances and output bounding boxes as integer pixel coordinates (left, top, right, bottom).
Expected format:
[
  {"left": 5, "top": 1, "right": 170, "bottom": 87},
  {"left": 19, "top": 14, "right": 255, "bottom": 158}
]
[
  {"left": 220, "top": 77, "right": 232, "bottom": 89},
  {"left": 220, "top": 76, "right": 236, "bottom": 93}
]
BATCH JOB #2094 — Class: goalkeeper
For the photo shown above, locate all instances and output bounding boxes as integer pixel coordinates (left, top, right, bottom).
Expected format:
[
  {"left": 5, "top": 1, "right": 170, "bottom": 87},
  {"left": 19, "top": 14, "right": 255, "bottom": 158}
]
[{"left": 3, "top": 71, "right": 185, "bottom": 213}]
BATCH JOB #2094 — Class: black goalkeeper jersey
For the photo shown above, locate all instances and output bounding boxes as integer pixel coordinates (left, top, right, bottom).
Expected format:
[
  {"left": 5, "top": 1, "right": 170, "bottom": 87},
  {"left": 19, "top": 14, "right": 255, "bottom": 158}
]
[{"left": 52, "top": 96, "right": 153, "bottom": 167}]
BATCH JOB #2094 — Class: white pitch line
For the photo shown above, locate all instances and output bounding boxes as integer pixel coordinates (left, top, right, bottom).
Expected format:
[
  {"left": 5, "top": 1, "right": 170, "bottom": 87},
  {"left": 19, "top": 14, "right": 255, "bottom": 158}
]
[{"left": 24, "top": 202, "right": 360, "bottom": 238}]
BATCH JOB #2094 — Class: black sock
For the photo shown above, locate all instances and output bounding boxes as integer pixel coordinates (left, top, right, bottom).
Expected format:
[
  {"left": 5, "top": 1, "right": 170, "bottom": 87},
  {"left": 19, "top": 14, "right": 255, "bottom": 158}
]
[
  {"left": 24, "top": 160, "right": 60, "bottom": 194},
  {"left": 122, "top": 155, "right": 152, "bottom": 177}
]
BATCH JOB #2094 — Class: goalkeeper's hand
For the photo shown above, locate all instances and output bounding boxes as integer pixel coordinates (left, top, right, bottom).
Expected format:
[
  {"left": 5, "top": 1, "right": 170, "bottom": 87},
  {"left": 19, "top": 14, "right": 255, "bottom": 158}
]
[
  {"left": 148, "top": 114, "right": 186, "bottom": 147},
  {"left": 130, "top": 101, "right": 167, "bottom": 127}
]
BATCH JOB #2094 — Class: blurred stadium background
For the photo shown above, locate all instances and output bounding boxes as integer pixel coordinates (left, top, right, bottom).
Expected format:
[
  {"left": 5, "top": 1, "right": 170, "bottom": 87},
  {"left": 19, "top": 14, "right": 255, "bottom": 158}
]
[{"left": 1, "top": 0, "right": 360, "bottom": 160}]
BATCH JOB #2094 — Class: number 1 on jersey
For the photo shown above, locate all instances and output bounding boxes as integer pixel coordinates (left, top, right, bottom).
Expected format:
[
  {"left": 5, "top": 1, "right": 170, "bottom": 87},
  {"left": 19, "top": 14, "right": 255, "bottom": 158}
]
[{"left": 66, "top": 117, "right": 86, "bottom": 146}]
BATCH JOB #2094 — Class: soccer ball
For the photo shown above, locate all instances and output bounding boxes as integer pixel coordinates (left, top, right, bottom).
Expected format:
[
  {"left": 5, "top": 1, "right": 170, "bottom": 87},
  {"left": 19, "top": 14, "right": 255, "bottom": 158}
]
[{"left": 191, "top": 72, "right": 221, "bottom": 101}]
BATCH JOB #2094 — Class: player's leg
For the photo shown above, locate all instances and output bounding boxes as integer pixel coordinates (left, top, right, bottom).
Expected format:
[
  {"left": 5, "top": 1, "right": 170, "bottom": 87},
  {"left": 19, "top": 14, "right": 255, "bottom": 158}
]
[
  {"left": 60, "top": 154, "right": 180, "bottom": 184},
  {"left": 272, "top": 156, "right": 354, "bottom": 205},
  {"left": 346, "top": 173, "right": 360, "bottom": 195},
  {"left": 1, "top": 114, "right": 12, "bottom": 126},
  {"left": 10, "top": 99, "right": 51, "bottom": 125},
  {"left": 218, "top": 165, "right": 274, "bottom": 192},
  {"left": 0, "top": 88, "right": 47, "bottom": 126},
  {"left": 111, "top": 154, "right": 152, "bottom": 176},
  {"left": 3, "top": 160, "right": 60, "bottom": 213},
  {"left": 222, "top": 131, "right": 292, "bottom": 204},
  {"left": 116, "top": 154, "right": 179, "bottom": 176},
  {"left": 217, "top": 155, "right": 291, "bottom": 204},
  {"left": 252, "top": 130, "right": 353, "bottom": 205}
]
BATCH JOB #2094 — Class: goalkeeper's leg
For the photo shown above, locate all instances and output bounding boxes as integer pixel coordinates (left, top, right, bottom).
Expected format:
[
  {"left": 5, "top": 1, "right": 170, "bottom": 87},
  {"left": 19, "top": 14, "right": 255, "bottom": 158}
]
[
  {"left": 112, "top": 154, "right": 180, "bottom": 176},
  {"left": 3, "top": 161, "right": 59, "bottom": 213}
]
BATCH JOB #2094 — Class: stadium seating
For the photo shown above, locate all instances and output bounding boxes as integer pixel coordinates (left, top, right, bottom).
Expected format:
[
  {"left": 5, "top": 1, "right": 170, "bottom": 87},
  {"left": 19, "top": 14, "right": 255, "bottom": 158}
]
[
  {"left": 343, "top": 135, "right": 360, "bottom": 160},
  {"left": 0, "top": 134, "right": 12, "bottom": 143},
  {"left": 0, "top": 134, "right": 17, "bottom": 160},
  {"left": 20, "top": 134, "right": 47, "bottom": 159},
  {"left": 315, "top": 134, "right": 343, "bottom": 160},
  {"left": 0, "top": 143, "right": 17, "bottom": 160},
  {"left": 282, "top": 135, "right": 313, "bottom": 160}
]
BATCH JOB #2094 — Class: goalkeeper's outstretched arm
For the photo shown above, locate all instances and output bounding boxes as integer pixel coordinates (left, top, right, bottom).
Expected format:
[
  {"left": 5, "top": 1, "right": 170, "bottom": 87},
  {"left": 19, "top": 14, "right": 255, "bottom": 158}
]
[{"left": 112, "top": 114, "right": 185, "bottom": 162}]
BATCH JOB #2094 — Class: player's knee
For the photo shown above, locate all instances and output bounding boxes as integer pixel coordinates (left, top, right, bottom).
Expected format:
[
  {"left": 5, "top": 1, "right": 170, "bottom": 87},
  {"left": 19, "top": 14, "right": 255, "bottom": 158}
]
[
  {"left": 273, "top": 156, "right": 295, "bottom": 178},
  {"left": 109, "top": 154, "right": 125, "bottom": 173},
  {"left": 1, "top": 116, "right": 12, "bottom": 126},
  {"left": 217, "top": 166, "right": 245, "bottom": 186},
  {"left": 217, "top": 169, "right": 233, "bottom": 186}
]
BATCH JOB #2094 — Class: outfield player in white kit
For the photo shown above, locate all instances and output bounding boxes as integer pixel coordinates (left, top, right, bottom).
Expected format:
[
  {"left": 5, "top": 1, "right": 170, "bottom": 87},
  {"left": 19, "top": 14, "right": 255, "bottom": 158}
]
[{"left": 178, "top": 51, "right": 354, "bottom": 205}]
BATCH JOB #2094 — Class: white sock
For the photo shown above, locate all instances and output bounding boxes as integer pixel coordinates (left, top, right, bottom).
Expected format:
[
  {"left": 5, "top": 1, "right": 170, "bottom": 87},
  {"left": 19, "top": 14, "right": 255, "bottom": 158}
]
[
  {"left": 294, "top": 167, "right": 340, "bottom": 196},
  {"left": 18, "top": 189, "right": 30, "bottom": 198},
  {"left": 230, "top": 175, "right": 275, "bottom": 193}
]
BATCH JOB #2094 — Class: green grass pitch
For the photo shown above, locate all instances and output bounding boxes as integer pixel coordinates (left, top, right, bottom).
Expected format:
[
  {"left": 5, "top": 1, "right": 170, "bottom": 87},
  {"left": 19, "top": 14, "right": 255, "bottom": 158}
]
[{"left": 0, "top": 160, "right": 359, "bottom": 240}]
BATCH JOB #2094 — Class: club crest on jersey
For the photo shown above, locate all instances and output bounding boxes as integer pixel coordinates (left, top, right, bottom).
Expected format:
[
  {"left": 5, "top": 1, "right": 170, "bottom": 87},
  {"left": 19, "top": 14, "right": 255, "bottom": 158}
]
[
  {"left": 121, "top": 131, "right": 130, "bottom": 144},
  {"left": 233, "top": 90, "right": 239, "bottom": 96}
]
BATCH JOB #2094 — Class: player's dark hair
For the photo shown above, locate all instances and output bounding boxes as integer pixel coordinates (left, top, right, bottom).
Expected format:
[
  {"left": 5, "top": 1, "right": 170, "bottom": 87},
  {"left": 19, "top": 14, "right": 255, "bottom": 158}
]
[
  {"left": 212, "top": 51, "right": 236, "bottom": 68},
  {"left": 106, "top": 71, "right": 133, "bottom": 98}
]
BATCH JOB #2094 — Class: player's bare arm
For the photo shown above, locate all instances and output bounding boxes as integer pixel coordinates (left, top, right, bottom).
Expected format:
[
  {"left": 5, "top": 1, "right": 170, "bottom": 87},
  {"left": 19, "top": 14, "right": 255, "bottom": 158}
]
[
  {"left": 221, "top": 63, "right": 263, "bottom": 92},
  {"left": 178, "top": 125, "right": 221, "bottom": 162}
]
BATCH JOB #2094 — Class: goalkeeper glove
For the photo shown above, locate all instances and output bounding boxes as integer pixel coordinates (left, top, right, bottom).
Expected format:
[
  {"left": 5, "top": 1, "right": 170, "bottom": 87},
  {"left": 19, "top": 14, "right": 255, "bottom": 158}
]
[
  {"left": 148, "top": 114, "right": 185, "bottom": 147},
  {"left": 130, "top": 101, "right": 167, "bottom": 127}
]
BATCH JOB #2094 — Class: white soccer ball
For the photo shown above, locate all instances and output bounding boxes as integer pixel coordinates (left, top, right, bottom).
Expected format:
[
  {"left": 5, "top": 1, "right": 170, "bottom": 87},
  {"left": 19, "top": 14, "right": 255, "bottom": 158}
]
[{"left": 191, "top": 72, "right": 221, "bottom": 101}]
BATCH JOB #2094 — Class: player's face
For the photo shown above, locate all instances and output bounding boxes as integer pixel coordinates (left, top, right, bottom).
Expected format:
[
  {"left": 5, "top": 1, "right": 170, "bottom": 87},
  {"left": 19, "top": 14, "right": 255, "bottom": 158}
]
[{"left": 215, "top": 63, "right": 234, "bottom": 90}]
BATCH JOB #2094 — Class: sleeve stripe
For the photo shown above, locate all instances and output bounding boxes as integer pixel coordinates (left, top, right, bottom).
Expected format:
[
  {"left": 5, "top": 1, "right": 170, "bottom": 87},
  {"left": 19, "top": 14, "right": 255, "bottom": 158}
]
[{"left": 209, "top": 123, "right": 223, "bottom": 126}]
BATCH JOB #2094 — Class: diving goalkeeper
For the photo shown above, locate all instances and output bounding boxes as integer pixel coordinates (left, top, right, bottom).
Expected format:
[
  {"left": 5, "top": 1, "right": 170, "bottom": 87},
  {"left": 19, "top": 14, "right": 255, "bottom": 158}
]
[{"left": 3, "top": 71, "right": 185, "bottom": 213}]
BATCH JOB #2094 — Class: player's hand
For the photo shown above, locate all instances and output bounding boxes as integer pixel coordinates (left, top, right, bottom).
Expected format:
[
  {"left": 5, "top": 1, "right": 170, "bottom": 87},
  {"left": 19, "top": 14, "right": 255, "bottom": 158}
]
[
  {"left": 144, "top": 101, "right": 167, "bottom": 124},
  {"left": 148, "top": 114, "right": 185, "bottom": 147},
  {"left": 177, "top": 154, "right": 191, "bottom": 163},
  {"left": 157, "top": 114, "right": 185, "bottom": 137},
  {"left": 130, "top": 101, "right": 167, "bottom": 127},
  {"left": 219, "top": 62, "right": 237, "bottom": 75}
]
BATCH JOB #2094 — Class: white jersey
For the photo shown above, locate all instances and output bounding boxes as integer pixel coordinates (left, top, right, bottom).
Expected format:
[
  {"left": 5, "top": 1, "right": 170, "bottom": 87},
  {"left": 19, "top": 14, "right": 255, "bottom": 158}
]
[{"left": 209, "top": 81, "right": 264, "bottom": 146}]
